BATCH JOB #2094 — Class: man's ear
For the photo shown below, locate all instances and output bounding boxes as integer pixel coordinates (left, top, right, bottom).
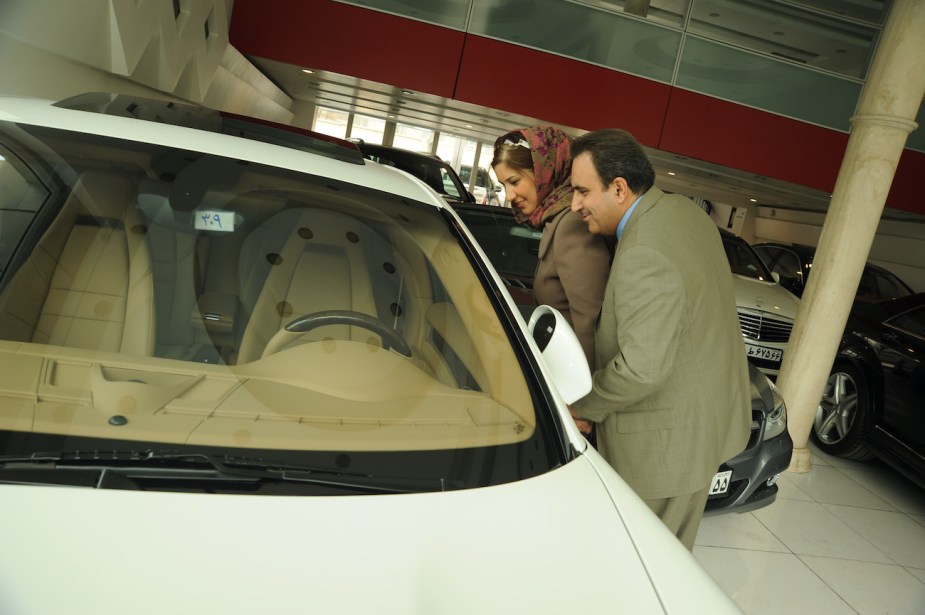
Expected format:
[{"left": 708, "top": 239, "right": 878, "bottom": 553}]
[{"left": 611, "top": 176, "right": 630, "bottom": 201}]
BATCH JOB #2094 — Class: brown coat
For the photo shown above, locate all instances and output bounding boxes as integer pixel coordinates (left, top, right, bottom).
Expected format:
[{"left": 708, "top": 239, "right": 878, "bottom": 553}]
[{"left": 534, "top": 207, "right": 611, "bottom": 369}]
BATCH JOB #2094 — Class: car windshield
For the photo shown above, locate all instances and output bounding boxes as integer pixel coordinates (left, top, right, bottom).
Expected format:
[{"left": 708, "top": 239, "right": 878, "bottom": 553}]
[
  {"left": 0, "top": 119, "right": 561, "bottom": 492},
  {"left": 723, "top": 236, "right": 775, "bottom": 281}
]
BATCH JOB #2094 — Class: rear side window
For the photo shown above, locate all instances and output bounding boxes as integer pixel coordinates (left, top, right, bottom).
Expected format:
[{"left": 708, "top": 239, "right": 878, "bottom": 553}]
[{"left": 888, "top": 306, "right": 925, "bottom": 338}]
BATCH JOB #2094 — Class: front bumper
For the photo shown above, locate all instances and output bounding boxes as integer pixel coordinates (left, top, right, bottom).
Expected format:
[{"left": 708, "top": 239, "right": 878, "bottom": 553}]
[{"left": 705, "top": 419, "right": 793, "bottom": 515}]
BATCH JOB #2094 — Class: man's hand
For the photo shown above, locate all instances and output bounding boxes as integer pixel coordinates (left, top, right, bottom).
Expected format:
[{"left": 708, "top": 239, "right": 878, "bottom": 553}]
[{"left": 568, "top": 405, "right": 593, "bottom": 436}]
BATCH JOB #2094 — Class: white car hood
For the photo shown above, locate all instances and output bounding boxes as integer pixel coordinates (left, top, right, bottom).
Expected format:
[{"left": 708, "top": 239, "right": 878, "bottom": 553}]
[
  {"left": 0, "top": 454, "right": 737, "bottom": 614},
  {"left": 732, "top": 274, "right": 800, "bottom": 319}
]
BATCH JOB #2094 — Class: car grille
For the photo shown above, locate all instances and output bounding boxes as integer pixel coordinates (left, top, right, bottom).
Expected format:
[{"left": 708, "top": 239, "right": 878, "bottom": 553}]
[{"left": 738, "top": 309, "right": 793, "bottom": 343}]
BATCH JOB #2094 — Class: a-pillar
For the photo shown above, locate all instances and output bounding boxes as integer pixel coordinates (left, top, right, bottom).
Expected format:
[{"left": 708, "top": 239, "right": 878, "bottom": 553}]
[{"left": 777, "top": 0, "right": 925, "bottom": 472}]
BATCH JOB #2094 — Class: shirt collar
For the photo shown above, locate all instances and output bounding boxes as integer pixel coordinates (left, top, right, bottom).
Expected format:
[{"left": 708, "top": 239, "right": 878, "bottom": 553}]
[{"left": 616, "top": 194, "right": 644, "bottom": 240}]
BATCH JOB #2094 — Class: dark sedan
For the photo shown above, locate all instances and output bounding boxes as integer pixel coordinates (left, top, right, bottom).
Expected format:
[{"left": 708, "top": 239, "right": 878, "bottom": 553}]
[
  {"left": 813, "top": 292, "right": 925, "bottom": 489},
  {"left": 453, "top": 204, "right": 793, "bottom": 514},
  {"left": 354, "top": 141, "right": 477, "bottom": 207},
  {"left": 753, "top": 241, "right": 914, "bottom": 302}
]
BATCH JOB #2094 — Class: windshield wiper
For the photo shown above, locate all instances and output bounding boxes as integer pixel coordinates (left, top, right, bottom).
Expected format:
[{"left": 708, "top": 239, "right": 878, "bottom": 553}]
[{"left": 0, "top": 450, "right": 458, "bottom": 493}]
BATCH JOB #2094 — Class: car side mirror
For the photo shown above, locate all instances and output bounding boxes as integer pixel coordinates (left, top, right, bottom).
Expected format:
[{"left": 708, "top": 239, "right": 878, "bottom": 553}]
[
  {"left": 527, "top": 305, "right": 592, "bottom": 404},
  {"left": 771, "top": 271, "right": 780, "bottom": 284},
  {"left": 493, "top": 185, "right": 502, "bottom": 193}
]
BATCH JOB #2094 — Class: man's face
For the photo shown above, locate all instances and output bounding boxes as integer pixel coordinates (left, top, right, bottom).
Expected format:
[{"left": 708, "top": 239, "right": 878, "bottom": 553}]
[{"left": 570, "top": 152, "right": 627, "bottom": 236}]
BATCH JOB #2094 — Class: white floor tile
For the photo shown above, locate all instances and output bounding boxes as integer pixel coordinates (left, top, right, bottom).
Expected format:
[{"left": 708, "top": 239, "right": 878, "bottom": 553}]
[
  {"left": 825, "top": 504, "right": 925, "bottom": 569},
  {"left": 806, "top": 441, "right": 890, "bottom": 473},
  {"left": 837, "top": 467, "right": 925, "bottom": 516},
  {"left": 697, "top": 511, "right": 789, "bottom": 552},
  {"left": 775, "top": 472, "right": 814, "bottom": 501},
  {"left": 785, "top": 465, "right": 896, "bottom": 510},
  {"left": 907, "top": 567, "right": 925, "bottom": 584},
  {"left": 693, "top": 547, "right": 855, "bottom": 615},
  {"left": 800, "top": 556, "right": 925, "bottom": 615},
  {"left": 752, "top": 498, "right": 892, "bottom": 563},
  {"left": 703, "top": 440, "right": 925, "bottom": 611}
]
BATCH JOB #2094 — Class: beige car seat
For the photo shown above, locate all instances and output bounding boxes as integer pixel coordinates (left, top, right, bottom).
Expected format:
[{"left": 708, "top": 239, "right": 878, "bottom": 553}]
[
  {"left": 235, "top": 207, "right": 394, "bottom": 363},
  {"left": 0, "top": 170, "right": 156, "bottom": 355}
]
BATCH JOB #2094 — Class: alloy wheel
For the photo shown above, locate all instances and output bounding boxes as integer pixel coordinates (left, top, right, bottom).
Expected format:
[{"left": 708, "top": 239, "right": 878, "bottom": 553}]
[{"left": 814, "top": 370, "right": 859, "bottom": 445}]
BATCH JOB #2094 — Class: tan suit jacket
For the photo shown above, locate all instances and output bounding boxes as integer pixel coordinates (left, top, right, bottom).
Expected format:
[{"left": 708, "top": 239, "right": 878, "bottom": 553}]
[
  {"left": 535, "top": 208, "right": 611, "bottom": 369},
  {"left": 573, "top": 188, "right": 750, "bottom": 500}
]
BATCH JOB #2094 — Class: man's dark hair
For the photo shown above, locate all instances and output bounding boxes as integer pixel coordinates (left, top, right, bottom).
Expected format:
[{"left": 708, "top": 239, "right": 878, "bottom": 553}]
[{"left": 571, "top": 129, "right": 655, "bottom": 195}]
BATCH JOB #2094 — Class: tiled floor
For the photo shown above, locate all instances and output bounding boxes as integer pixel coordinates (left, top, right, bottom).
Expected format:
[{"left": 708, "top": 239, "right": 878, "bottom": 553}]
[{"left": 694, "top": 441, "right": 925, "bottom": 615}]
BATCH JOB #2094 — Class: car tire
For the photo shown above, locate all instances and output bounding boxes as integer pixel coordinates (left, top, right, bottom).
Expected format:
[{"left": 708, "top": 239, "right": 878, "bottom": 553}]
[{"left": 812, "top": 362, "right": 875, "bottom": 460}]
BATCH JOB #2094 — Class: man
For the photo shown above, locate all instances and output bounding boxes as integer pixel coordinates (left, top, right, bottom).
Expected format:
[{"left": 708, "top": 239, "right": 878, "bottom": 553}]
[{"left": 569, "top": 128, "right": 750, "bottom": 550}]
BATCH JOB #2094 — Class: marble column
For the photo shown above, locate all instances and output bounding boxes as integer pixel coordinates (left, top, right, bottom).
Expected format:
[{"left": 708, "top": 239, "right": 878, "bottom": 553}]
[{"left": 777, "top": 0, "right": 925, "bottom": 472}]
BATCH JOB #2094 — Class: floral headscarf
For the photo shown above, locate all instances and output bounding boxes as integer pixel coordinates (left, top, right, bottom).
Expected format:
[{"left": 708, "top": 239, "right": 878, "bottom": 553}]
[{"left": 509, "top": 126, "right": 574, "bottom": 228}]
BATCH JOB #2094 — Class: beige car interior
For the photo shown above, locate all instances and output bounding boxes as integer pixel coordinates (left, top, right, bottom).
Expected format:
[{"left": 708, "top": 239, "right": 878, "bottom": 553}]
[
  {"left": 0, "top": 162, "right": 534, "bottom": 450},
  {"left": 0, "top": 170, "right": 156, "bottom": 355},
  {"left": 236, "top": 207, "right": 386, "bottom": 363}
]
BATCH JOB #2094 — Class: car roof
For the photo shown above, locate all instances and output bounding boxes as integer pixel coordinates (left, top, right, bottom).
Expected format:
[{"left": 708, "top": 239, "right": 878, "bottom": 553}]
[
  {"left": 1, "top": 92, "right": 446, "bottom": 209},
  {"left": 752, "top": 241, "right": 816, "bottom": 258}
]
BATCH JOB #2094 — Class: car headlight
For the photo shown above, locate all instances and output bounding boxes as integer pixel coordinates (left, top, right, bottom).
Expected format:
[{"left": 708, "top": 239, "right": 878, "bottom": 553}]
[{"left": 763, "top": 378, "right": 788, "bottom": 441}]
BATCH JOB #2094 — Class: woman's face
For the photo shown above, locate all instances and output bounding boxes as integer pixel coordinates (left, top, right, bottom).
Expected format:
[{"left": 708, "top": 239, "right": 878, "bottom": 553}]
[{"left": 493, "top": 162, "right": 538, "bottom": 217}]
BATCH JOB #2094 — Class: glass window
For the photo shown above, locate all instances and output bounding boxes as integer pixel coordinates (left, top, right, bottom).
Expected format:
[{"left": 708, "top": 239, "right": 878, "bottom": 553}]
[
  {"left": 755, "top": 246, "right": 803, "bottom": 287},
  {"left": 569, "top": 0, "right": 689, "bottom": 28},
  {"left": 888, "top": 306, "right": 925, "bottom": 338},
  {"left": 393, "top": 122, "right": 434, "bottom": 152},
  {"left": 470, "top": 0, "right": 681, "bottom": 83},
  {"left": 722, "top": 236, "right": 774, "bottom": 280},
  {"left": 677, "top": 36, "right": 862, "bottom": 132},
  {"left": 348, "top": 113, "right": 386, "bottom": 144},
  {"left": 867, "top": 267, "right": 914, "bottom": 302},
  {"left": 687, "top": 0, "right": 881, "bottom": 80},
  {"left": 311, "top": 106, "right": 349, "bottom": 139},
  {"left": 337, "top": 0, "right": 470, "bottom": 30},
  {"left": 0, "top": 150, "right": 50, "bottom": 280}
]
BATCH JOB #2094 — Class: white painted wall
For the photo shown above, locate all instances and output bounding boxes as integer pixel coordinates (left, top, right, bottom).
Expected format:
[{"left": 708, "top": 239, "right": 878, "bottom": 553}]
[{"left": 0, "top": 0, "right": 292, "bottom": 122}]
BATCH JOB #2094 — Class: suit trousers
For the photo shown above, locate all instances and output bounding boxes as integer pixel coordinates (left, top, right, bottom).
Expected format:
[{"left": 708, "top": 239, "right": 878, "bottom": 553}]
[{"left": 644, "top": 486, "right": 711, "bottom": 551}]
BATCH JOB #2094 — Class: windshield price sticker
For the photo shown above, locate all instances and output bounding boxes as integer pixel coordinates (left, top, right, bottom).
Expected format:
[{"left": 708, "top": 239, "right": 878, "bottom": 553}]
[{"left": 195, "top": 210, "right": 235, "bottom": 232}]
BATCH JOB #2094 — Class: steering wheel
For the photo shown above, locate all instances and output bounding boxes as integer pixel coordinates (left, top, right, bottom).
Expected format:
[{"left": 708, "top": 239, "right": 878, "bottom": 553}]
[{"left": 261, "top": 309, "right": 412, "bottom": 358}]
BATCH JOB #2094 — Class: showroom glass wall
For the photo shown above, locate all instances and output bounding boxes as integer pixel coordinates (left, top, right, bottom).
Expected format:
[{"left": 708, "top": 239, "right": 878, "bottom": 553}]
[{"left": 312, "top": 106, "right": 504, "bottom": 205}]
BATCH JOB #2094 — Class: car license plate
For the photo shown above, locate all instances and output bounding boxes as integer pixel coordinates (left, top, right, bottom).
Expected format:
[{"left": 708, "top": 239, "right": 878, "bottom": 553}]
[
  {"left": 745, "top": 344, "right": 782, "bottom": 362},
  {"left": 710, "top": 470, "right": 733, "bottom": 495}
]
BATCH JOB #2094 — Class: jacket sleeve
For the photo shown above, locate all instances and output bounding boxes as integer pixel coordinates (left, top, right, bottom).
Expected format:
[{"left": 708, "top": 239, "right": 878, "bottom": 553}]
[
  {"left": 553, "top": 211, "right": 611, "bottom": 369},
  {"left": 573, "top": 242, "right": 685, "bottom": 422}
]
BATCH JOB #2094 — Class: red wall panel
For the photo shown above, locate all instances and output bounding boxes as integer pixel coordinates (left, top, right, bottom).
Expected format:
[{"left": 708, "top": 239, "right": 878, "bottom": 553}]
[
  {"left": 228, "top": 0, "right": 465, "bottom": 97},
  {"left": 889, "top": 149, "right": 925, "bottom": 214},
  {"left": 659, "top": 89, "right": 848, "bottom": 195},
  {"left": 454, "top": 36, "right": 671, "bottom": 147}
]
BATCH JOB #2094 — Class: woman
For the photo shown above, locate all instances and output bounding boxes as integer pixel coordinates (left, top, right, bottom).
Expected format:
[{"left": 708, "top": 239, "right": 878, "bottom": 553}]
[{"left": 491, "top": 126, "right": 612, "bottom": 371}]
